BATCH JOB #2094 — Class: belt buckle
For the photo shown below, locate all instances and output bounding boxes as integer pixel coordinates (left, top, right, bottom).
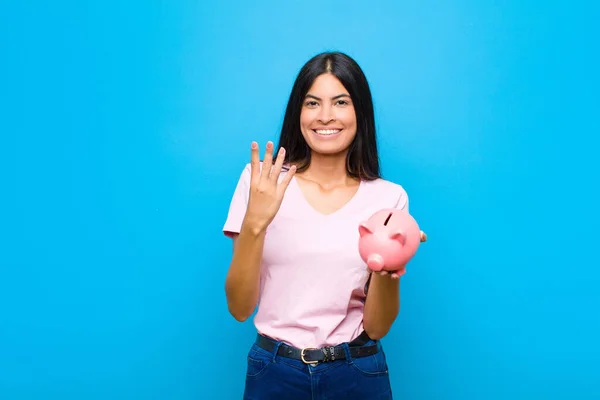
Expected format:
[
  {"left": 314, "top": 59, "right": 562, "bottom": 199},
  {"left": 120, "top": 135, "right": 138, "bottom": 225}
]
[{"left": 300, "top": 348, "right": 319, "bottom": 365}]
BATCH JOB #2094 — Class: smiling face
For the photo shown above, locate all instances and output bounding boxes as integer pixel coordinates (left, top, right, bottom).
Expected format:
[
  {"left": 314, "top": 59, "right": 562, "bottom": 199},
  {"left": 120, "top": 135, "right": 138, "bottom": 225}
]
[{"left": 299, "top": 73, "right": 357, "bottom": 156}]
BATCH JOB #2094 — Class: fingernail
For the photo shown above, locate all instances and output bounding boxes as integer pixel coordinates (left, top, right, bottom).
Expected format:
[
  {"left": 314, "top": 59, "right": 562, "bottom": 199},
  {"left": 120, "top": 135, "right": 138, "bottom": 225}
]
[{"left": 251, "top": 142, "right": 257, "bottom": 149}]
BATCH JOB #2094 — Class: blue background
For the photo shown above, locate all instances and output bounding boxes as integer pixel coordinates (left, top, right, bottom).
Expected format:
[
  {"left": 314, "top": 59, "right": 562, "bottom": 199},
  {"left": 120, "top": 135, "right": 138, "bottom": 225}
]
[{"left": 1, "top": 1, "right": 599, "bottom": 399}]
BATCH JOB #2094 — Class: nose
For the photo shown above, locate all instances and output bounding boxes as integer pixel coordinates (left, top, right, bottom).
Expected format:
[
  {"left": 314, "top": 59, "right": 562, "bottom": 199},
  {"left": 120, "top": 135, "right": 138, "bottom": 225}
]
[{"left": 317, "top": 104, "right": 335, "bottom": 123}]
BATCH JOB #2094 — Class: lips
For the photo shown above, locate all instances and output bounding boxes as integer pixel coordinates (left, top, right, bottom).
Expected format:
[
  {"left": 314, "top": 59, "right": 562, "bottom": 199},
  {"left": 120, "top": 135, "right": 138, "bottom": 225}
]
[{"left": 313, "top": 129, "right": 342, "bottom": 136}]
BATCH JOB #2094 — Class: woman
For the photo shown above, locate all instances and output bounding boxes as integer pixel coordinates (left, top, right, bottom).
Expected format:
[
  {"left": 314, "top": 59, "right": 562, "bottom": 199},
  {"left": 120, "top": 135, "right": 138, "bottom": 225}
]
[{"left": 223, "top": 51, "right": 426, "bottom": 399}]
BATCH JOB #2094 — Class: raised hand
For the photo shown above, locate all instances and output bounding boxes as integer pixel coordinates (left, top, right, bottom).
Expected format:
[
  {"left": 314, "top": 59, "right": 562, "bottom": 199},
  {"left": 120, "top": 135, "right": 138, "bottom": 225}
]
[{"left": 244, "top": 141, "right": 296, "bottom": 232}]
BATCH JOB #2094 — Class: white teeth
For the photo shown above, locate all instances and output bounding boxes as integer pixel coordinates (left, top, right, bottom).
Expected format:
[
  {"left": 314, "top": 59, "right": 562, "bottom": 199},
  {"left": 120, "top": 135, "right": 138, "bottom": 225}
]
[{"left": 315, "top": 129, "right": 340, "bottom": 135}]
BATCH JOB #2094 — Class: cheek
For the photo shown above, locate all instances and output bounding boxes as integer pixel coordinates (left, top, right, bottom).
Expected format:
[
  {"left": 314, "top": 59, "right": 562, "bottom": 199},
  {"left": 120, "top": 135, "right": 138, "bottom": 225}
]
[
  {"left": 341, "top": 109, "right": 357, "bottom": 129},
  {"left": 300, "top": 111, "right": 313, "bottom": 129}
]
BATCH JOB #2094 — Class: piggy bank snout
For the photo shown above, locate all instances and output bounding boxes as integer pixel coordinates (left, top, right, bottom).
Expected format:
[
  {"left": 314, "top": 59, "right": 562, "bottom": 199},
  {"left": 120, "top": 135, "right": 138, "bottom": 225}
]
[
  {"left": 358, "top": 208, "right": 421, "bottom": 271},
  {"left": 366, "top": 254, "right": 385, "bottom": 271}
]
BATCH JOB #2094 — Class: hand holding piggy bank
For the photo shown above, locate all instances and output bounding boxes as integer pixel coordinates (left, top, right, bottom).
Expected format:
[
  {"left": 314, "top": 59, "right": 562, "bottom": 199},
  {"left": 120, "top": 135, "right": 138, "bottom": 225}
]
[{"left": 358, "top": 208, "right": 423, "bottom": 276}]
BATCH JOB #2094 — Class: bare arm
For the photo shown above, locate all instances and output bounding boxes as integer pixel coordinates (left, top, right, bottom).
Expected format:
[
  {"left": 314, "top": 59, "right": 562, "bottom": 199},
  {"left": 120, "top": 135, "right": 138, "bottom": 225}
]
[
  {"left": 362, "top": 273, "right": 401, "bottom": 340},
  {"left": 362, "top": 231, "right": 427, "bottom": 339},
  {"left": 225, "top": 221, "right": 266, "bottom": 321}
]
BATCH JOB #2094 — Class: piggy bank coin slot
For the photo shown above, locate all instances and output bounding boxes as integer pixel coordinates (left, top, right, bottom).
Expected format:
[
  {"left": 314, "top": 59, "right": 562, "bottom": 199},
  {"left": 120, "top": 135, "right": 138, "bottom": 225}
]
[{"left": 383, "top": 212, "right": 393, "bottom": 226}]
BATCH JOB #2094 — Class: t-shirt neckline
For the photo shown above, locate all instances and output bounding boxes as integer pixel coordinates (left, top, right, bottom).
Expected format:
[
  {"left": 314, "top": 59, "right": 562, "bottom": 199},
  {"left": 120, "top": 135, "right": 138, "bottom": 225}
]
[{"left": 290, "top": 176, "right": 365, "bottom": 219}]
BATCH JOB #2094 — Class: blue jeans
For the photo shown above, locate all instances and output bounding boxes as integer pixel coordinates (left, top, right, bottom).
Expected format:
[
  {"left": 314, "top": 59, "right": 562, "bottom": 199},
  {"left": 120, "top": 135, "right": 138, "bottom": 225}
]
[{"left": 243, "top": 336, "right": 393, "bottom": 399}]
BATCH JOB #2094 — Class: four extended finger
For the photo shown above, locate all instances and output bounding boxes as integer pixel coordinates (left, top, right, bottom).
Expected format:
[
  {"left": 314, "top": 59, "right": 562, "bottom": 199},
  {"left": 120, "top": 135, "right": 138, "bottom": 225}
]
[
  {"left": 261, "top": 141, "right": 274, "bottom": 181},
  {"left": 271, "top": 146, "right": 286, "bottom": 181},
  {"left": 250, "top": 141, "right": 260, "bottom": 184}
]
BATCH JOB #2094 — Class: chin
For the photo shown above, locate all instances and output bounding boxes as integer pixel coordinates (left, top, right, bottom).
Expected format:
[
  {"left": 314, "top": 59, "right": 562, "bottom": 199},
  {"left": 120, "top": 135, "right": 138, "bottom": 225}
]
[
  {"left": 312, "top": 144, "right": 348, "bottom": 155},
  {"left": 306, "top": 140, "right": 351, "bottom": 156}
]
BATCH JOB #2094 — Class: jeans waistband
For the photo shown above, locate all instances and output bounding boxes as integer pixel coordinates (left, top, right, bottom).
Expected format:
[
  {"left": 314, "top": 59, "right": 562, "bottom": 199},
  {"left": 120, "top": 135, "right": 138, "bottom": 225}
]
[{"left": 254, "top": 331, "right": 379, "bottom": 364}]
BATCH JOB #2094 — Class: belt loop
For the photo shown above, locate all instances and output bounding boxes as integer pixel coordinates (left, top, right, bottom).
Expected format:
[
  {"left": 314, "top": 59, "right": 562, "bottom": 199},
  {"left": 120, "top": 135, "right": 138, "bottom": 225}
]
[
  {"left": 272, "top": 341, "right": 282, "bottom": 362},
  {"left": 341, "top": 342, "right": 352, "bottom": 364}
]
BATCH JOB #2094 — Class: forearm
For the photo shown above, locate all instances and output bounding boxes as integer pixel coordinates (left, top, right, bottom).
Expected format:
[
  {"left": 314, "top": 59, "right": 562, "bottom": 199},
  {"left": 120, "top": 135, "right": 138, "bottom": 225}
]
[
  {"left": 362, "top": 274, "right": 401, "bottom": 340},
  {"left": 225, "top": 219, "right": 266, "bottom": 322}
]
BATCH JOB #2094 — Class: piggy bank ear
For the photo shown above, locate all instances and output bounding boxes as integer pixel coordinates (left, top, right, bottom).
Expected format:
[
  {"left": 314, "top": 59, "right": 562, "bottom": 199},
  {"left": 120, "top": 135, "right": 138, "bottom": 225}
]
[
  {"left": 389, "top": 231, "right": 406, "bottom": 245},
  {"left": 358, "top": 222, "right": 373, "bottom": 237}
]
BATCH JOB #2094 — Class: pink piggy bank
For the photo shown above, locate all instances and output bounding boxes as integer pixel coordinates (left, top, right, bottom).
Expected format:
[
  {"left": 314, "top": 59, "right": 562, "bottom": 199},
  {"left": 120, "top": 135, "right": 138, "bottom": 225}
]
[{"left": 358, "top": 208, "right": 421, "bottom": 273}]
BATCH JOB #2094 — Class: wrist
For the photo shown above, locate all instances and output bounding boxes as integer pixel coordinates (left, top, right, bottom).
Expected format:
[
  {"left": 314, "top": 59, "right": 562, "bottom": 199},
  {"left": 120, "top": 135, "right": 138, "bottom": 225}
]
[{"left": 240, "top": 215, "right": 268, "bottom": 237}]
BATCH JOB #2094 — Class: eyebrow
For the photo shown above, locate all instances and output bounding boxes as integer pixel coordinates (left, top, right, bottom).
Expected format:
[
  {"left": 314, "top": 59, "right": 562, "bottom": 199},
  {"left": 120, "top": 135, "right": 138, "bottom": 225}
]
[{"left": 305, "top": 93, "right": 351, "bottom": 101}]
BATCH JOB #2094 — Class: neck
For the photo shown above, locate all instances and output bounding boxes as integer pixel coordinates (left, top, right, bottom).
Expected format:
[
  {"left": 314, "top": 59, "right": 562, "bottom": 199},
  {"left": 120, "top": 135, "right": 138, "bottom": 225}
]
[{"left": 298, "top": 151, "right": 355, "bottom": 186}]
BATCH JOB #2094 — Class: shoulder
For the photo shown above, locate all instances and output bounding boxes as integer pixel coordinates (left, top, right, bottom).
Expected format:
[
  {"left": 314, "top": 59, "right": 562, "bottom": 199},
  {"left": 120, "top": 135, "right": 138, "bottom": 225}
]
[
  {"left": 361, "top": 177, "right": 409, "bottom": 209},
  {"left": 363, "top": 177, "right": 408, "bottom": 197}
]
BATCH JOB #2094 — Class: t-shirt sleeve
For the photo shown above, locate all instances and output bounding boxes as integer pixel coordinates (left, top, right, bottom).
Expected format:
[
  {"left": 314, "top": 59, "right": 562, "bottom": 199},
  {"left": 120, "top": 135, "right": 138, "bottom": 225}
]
[
  {"left": 222, "top": 163, "right": 251, "bottom": 238},
  {"left": 395, "top": 185, "right": 409, "bottom": 213}
]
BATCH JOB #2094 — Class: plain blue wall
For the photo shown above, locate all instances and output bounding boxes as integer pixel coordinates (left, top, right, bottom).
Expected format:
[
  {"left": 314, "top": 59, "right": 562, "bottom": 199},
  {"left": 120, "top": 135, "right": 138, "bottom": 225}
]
[{"left": 1, "top": 1, "right": 599, "bottom": 399}]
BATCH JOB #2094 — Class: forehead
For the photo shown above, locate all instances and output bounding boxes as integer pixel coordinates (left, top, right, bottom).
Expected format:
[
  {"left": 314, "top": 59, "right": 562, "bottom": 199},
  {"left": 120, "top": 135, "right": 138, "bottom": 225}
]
[{"left": 306, "top": 73, "right": 349, "bottom": 95}]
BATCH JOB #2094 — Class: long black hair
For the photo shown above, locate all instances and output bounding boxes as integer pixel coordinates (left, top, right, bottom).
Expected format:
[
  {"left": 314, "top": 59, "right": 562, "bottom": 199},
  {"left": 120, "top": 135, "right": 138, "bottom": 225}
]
[{"left": 276, "top": 51, "right": 381, "bottom": 181}]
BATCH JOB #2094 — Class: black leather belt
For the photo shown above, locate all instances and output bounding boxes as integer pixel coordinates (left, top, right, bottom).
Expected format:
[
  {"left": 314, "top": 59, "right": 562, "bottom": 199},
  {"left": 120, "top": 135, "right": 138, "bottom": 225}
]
[{"left": 255, "top": 331, "right": 379, "bottom": 365}]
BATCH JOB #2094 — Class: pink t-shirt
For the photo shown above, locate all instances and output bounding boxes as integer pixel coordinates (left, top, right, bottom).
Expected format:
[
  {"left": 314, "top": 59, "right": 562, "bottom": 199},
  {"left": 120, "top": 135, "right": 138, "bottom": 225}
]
[{"left": 223, "top": 163, "right": 409, "bottom": 349}]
